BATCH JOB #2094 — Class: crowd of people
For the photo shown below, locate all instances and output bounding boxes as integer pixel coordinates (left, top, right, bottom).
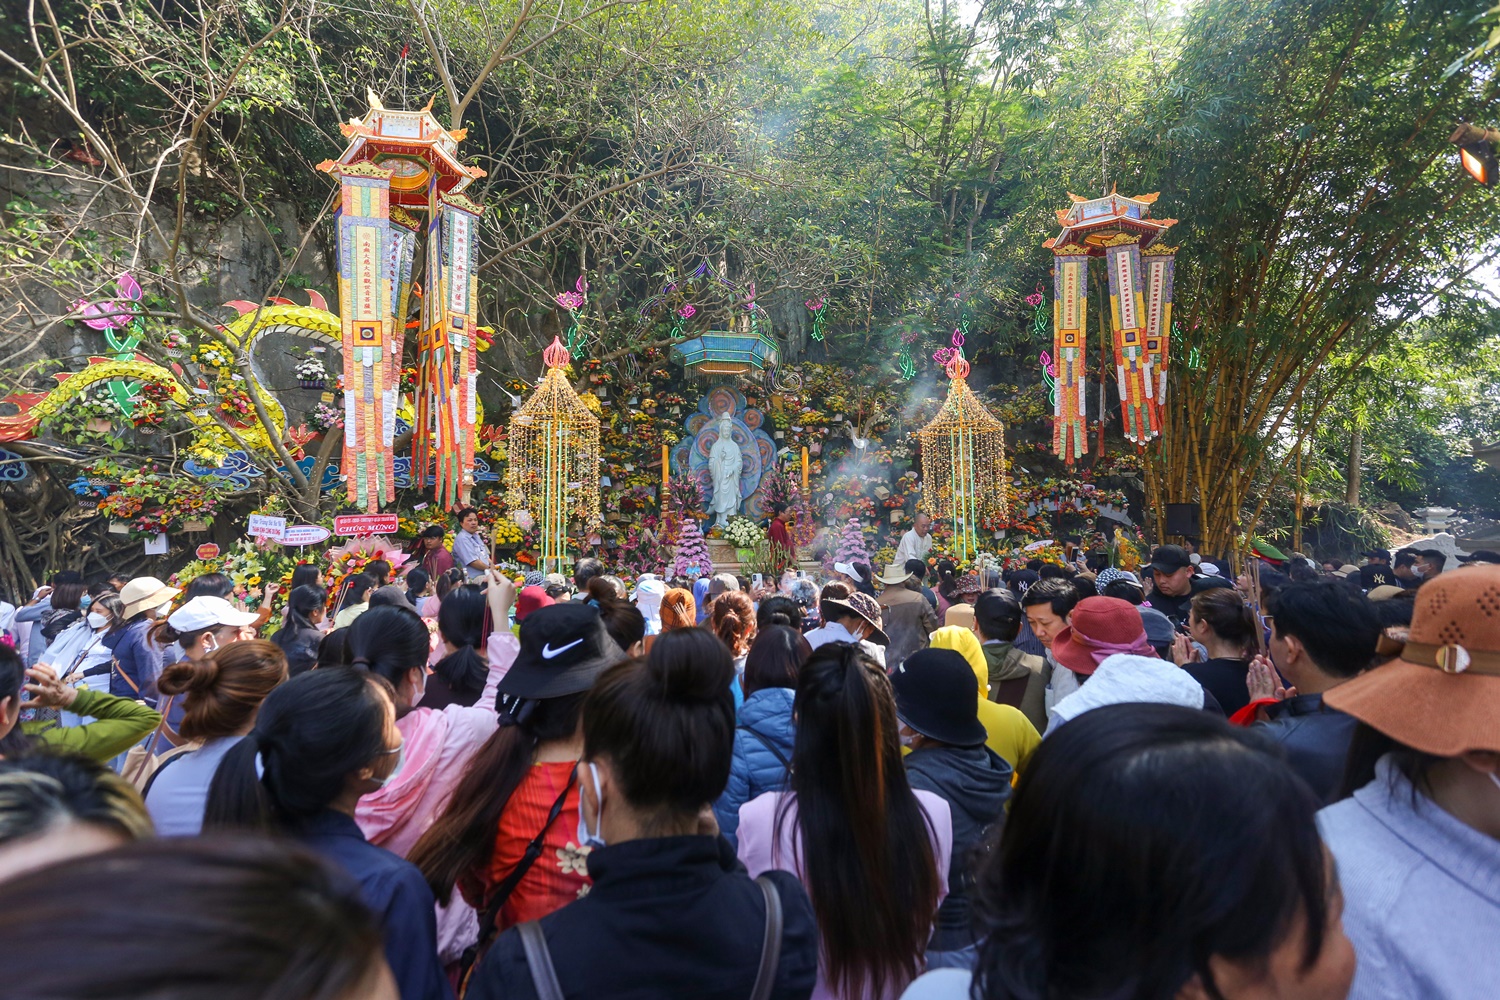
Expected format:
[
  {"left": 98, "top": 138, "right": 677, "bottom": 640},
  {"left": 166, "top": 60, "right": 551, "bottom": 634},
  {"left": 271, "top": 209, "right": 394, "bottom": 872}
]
[{"left": 0, "top": 511, "right": 1495, "bottom": 1000}]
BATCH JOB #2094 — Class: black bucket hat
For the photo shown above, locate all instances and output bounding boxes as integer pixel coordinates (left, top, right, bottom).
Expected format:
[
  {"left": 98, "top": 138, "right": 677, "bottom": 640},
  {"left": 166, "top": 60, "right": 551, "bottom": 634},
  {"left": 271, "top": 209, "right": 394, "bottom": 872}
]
[
  {"left": 495, "top": 602, "right": 626, "bottom": 701},
  {"left": 890, "top": 648, "right": 988, "bottom": 748}
]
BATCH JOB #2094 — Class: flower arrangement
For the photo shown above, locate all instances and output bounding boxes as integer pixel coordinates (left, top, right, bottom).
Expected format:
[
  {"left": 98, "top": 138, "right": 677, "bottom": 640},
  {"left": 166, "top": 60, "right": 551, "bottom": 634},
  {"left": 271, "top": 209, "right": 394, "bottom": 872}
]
[
  {"left": 490, "top": 518, "right": 524, "bottom": 548},
  {"left": 309, "top": 400, "right": 344, "bottom": 432},
  {"left": 323, "top": 536, "right": 411, "bottom": 607},
  {"left": 671, "top": 517, "right": 714, "bottom": 580},
  {"left": 215, "top": 381, "right": 254, "bottom": 423},
  {"left": 723, "top": 515, "right": 765, "bottom": 550},
  {"left": 94, "top": 466, "right": 227, "bottom": 536},
  {"left": 189, "top": 343, "right": 233, "bottom": 369},
  {"left": 295, "top": 357, "right": 328, "bottom": 388}
]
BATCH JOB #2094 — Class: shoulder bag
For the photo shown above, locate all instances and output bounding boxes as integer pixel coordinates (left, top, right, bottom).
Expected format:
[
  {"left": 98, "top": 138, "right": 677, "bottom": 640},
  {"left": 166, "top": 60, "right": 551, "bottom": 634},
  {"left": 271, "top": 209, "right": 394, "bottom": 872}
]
[{"left": 458, "top": 767, "right": 577, "bottom": 994}]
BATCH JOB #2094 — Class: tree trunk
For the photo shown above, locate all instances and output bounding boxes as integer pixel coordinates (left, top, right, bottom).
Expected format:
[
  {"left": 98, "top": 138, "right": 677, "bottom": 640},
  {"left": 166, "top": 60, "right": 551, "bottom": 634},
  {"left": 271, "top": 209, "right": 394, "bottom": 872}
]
[{"left": 1345, "top": 426, "right": 1362, "bottom": 507}]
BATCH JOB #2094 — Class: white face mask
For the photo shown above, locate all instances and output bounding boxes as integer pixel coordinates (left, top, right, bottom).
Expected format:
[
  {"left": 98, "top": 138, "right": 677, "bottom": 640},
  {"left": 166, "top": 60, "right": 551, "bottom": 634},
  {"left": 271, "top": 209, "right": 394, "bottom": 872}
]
[
  {"left": 409, "top": 668, "right": 427, "bottom": 708},
  {"left": 87, "top": 612, "right": 110, "bottom": 629},
  {"left": 1489, "top": 772, "right": 1500, "bottom": 795},
  {"left": 372, "top": 742, "right": 405, "bottom": 788},
  {"left": 575, "top": 761, "right": 606, "bottom": 850}
]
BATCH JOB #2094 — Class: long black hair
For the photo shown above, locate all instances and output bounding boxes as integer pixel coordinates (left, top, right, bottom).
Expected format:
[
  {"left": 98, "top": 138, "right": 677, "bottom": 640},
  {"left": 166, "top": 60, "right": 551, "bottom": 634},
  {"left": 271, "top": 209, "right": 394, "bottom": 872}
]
[
  {"left": 410, "top": 692, "right": 586, "bottom": 905},
  {"left": 429, "top": 585, "right": 487, "bottom": 707},
  {"left": 346, "top": 606, "right": 430, "bottom": 716},
  {"left": 404, "top": 568, "right": 430, "bottom": 609},
  {"left": 776, "top": 642, "right": 940, "bottom": 999},
  {"left": 0, "top": 836, "right": 384, "bottom": 1000},
  {"left": 973, "top": 703, "right": 1332, "bottom": 1000},
  {"left": 203, "top": 668, "right": 393, "bottom": 833},
  {"left": 271, "top": 584, "right": 326, "bottom": 648}
]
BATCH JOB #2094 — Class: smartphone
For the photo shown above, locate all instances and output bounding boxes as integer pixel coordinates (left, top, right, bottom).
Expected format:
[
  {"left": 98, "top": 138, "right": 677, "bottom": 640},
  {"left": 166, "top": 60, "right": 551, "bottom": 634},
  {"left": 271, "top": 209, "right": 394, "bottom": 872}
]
[{"left": 753, "top": 573, "right": 763, "bottom": 589}]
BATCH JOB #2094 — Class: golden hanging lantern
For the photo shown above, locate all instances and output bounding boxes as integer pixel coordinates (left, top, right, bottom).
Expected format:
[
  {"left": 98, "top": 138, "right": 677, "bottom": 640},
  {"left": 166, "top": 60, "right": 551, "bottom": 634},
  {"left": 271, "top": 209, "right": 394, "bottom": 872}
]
[
  {"left": 505, "top": 337, "right": 602, "bottom": 571},
  {"left": 917, "top": 355, "right": 1008, "bottom": 561}
]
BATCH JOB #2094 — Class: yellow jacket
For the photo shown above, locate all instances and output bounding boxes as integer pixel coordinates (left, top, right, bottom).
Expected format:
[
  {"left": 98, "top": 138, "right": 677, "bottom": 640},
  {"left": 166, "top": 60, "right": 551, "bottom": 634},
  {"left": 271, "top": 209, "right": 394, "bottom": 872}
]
[{"left": 928, "top": 626, "right": 1041, "bottom": 771}]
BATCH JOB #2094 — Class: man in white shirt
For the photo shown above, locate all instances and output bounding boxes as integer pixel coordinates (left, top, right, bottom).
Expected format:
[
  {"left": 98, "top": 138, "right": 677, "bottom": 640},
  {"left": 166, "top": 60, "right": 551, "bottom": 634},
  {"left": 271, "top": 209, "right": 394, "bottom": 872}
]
[
  {"left": 894, "top": 512, "right": 933, "bottom": 568},
  {"left": 451, "top": 507, "right": 491, "bottom": 581}
]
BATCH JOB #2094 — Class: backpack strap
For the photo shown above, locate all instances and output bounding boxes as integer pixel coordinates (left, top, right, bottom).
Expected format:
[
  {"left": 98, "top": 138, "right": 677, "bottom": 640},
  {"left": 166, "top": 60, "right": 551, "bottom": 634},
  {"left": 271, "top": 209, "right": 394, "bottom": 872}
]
[
  {"left": 738, "top": 725, "right": 791, "bottom": 771},
  {"left": 750, "top": 875, "right": 784, "bottom": 1000},
  {"left": 517, "top": 920, "right": 566, "bottom": 1000}
]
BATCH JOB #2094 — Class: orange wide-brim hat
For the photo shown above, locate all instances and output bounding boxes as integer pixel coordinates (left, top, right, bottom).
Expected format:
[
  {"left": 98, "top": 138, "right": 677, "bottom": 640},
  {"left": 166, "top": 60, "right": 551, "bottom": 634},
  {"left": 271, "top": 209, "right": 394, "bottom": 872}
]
[{"left": 1325, "top": 564, "right": 1500, "bottom": 756}]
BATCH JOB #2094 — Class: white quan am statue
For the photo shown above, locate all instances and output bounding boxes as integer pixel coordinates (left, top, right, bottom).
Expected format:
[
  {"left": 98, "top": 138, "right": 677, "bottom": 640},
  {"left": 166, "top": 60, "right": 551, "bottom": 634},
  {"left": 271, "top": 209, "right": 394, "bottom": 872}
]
[{"left": 708, "top": 412, "right": 743, "bottom": 527}]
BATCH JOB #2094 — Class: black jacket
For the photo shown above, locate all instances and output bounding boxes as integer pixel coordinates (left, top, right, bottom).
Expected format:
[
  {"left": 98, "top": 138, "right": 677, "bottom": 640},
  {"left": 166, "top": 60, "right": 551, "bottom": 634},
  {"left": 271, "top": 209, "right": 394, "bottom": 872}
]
[
  {"left": 271, "top": 623, "right": 323, "bottom": 675},
  {"left": 1254, "top": 693, "right": 1358, "bottom": 804},
  {"left": 1147, "top": 574, "right": 1234, "bottom": 624},
  {"left": 903, "top": 745, "right": 1012, "bottom": 951},
  {"left": 1184, "top": 657, "right": 1251, "bottom": 716},
  {"left": 468, "top": 834, "right": 819, "bottom": 1000}
]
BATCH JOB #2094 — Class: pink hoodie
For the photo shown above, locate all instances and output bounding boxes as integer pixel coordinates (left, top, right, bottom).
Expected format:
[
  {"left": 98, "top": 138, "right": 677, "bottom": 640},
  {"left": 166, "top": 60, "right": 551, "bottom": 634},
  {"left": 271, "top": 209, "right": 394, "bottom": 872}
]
[{"left": 354, "top": 632, "right": 519, "bottom": 961}]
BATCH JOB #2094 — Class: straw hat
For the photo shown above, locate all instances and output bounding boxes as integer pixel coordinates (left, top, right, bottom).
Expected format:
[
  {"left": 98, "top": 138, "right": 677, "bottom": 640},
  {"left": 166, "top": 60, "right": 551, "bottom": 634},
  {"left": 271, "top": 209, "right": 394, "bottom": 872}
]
[
  {"left": 876, "top": 561, "right": 915, "bottom": 586},
  {"left": 119, "top": 576, "right": 181, "bottom": 619},
  {"left": 1325, "top": 564, "right": 1500, "bottom": 755}
]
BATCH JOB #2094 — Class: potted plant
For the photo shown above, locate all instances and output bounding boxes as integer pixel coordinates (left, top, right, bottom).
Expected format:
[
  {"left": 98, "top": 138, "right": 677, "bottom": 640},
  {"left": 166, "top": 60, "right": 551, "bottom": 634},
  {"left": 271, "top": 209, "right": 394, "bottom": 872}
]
[{"left": 295, "top": 357, "right": 328, "bottom": 390}]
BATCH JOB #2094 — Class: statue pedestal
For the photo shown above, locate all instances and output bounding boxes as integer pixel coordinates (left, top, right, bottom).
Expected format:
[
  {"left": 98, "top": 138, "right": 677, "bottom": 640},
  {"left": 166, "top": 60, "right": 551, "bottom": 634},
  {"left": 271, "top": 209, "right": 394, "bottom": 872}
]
[{"left": 706, "top": 539, "right": 740, "bottom": 573}]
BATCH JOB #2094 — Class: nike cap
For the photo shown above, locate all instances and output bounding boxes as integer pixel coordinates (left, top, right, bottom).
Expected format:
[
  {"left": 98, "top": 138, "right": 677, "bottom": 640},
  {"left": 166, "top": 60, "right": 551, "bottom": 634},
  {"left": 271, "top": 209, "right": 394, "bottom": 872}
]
[{"left": 496, "top": 601, "right": 626, "bottom": 702}]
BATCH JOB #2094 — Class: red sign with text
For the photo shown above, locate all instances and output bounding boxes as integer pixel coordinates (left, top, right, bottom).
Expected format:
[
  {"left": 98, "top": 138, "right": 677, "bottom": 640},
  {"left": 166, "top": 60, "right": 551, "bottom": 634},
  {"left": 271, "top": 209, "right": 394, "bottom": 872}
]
[
  {"left": 195, "top": 542, "right": 220, "bottom": 560},
  {"left": 333, "top": 514, "right": 400, "bottom": 537}
]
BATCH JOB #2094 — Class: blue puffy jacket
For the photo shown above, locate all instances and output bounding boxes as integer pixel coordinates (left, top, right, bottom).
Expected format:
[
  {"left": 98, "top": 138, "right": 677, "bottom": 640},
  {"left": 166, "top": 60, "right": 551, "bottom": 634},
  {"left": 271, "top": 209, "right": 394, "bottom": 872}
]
[{"left": 714, "top": 687, "right": 795, "bottom": 848}]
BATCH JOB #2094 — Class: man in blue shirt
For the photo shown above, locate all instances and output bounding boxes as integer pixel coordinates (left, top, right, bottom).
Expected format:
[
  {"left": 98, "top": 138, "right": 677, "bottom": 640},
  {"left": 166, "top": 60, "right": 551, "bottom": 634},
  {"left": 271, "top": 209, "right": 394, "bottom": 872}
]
[{"left": 451, "top": 507, "right": 490, "bottom": 581}]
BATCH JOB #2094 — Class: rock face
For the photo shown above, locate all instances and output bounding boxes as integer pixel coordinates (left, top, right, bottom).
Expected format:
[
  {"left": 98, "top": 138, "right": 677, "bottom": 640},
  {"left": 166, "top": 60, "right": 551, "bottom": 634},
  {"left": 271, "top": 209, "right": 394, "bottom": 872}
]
[{"left": 0, "top": 155, "right": 333, "bottom": 372}]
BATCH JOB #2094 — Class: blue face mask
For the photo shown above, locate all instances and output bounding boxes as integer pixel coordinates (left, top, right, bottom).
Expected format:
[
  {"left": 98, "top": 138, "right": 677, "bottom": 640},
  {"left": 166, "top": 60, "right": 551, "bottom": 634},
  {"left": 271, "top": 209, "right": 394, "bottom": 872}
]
[
  {"left": 575, "top": 761, "right": 606, "bottom": 850},
  {"left": 79, "top": 595, "right": 92, "bottom": 610}
]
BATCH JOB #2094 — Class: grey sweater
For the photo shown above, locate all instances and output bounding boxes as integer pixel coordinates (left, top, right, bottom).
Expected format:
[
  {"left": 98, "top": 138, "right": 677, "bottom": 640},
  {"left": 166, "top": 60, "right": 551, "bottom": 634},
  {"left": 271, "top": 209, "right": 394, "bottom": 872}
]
[{"left": 1317, "top": 756, "right": 1500, "bottom": 1000}]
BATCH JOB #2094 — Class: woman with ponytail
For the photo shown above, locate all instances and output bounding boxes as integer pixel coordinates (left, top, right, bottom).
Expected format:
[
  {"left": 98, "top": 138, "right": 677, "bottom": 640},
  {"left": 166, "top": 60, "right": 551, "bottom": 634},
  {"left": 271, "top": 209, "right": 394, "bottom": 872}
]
[
  {"left": 420, "top": 586, "right": 489, "bottom": 710},
  {"left": 205, "top": 667, "right": 450, "bottom": 1000},
  {"left": 464, "top": 626, "right": 819, "bottom": 1000},
  {"left": 409, "top": 601, "right": 622, "bottom": 976},
  {"left": 270, "top": 584, "right": 327, "bottom": 676},
  {"left": 345, "top": 604, "right": 501, "bottom": 964},
  {"left": 144, "top": 639, "right": 286, "bottom": 835},
  {"left": 738, "top": 642, "right": 951, "bottom": 1000}
]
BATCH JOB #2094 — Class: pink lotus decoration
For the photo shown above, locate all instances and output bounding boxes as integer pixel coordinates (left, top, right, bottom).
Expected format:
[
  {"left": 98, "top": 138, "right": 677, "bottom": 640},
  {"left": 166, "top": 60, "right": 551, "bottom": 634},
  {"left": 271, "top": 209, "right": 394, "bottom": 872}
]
[
  {"left": 555, "top": 275, "right": 588, "bottom": 311},
  {"left": 677, "top": 303, "right": 696, "bottom": 319},
  {"left": 805, "top": 296, "right": 825, "bottom": 311},
  {"left": 933, "top": 347, "right": 959, "bottom": 365},
  {"left": 743, "top": 282, "right": 757, "bottom": 311},
  {"left": 1025, "top": 290, "right": 1044, "bottom": 307},
  {"left": 1039, "top": 350, "right": 1056, "bottom": 378},
  {"left": 74, "top": 272, "right": 142, "bottom": 330}
]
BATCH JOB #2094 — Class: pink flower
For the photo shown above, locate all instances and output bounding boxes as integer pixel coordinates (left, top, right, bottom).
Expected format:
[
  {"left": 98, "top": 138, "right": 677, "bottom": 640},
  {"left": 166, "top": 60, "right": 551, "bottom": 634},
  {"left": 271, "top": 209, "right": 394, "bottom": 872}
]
[
  {"left": 678, "top": 303, "right": 696, "bottom": 319},
  {"left": 555, "top": 291, "right": 585, "bottom": 310}
]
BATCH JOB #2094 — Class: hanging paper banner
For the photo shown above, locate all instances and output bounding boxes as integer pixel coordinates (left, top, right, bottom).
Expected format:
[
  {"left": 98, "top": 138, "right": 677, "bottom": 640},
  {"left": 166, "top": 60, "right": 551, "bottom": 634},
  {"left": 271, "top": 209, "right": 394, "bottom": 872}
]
[
  {"left": 330, "top": 168, "right": 396, "bottom": 512},
  {"left": 1051, "top": 248, "right": 1090, "bottom": 464},
  {"left": 1104, "top": 235, "right": 1154, "bottom": 445},
  {"left": 1141, "top": 243, "right": 1178, "bottom": 425}
]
